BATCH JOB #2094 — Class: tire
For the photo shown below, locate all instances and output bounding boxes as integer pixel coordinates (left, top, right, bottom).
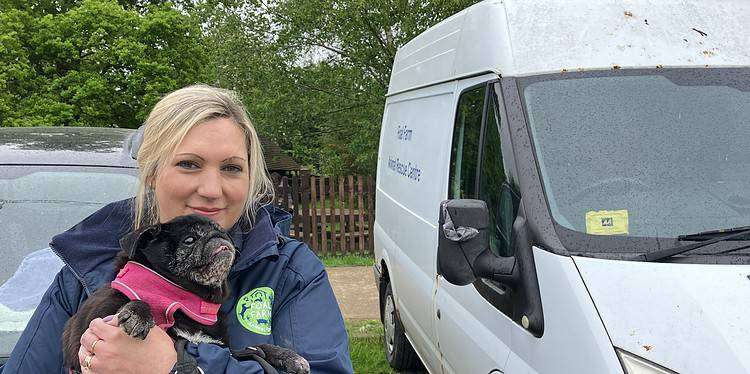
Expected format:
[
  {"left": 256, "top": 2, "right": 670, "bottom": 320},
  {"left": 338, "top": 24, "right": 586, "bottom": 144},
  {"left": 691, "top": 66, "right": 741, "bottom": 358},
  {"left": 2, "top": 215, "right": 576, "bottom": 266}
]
[{"left": 382, "top": 282, "right": 423, "bottom": 370}]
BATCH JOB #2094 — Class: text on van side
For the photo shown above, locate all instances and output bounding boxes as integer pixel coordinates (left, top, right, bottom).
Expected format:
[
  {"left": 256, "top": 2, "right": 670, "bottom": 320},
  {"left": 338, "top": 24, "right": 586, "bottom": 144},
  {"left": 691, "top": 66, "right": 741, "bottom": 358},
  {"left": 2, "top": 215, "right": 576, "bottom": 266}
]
[
  {"left": 387, "top": 156, "right": 421, "bottom": 182},
  {"left": 397, "top": 125, "right": 413, "bottom": 141}
]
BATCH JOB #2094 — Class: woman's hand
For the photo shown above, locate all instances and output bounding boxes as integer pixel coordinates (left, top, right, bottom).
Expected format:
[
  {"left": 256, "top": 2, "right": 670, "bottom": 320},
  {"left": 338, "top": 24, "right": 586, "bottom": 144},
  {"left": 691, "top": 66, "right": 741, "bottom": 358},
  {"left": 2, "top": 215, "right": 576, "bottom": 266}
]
[{"left": 78, "top": 316, "right": 177, "bottom": 374}]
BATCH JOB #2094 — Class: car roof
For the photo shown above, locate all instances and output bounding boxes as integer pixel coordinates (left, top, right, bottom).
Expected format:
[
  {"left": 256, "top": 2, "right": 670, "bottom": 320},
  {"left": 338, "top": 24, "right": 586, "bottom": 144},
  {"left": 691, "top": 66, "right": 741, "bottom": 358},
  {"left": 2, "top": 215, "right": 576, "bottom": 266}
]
[{"left": 0, "top": 127, "right": 139, "bottom": 167}]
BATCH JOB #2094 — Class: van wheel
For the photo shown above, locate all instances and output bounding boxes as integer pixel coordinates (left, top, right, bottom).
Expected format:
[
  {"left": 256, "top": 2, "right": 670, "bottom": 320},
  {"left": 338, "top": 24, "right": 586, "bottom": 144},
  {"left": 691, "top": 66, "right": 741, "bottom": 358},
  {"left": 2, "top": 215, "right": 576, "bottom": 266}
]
[{"left": 383, "top": 282, "right": 422, "bottom": 370}]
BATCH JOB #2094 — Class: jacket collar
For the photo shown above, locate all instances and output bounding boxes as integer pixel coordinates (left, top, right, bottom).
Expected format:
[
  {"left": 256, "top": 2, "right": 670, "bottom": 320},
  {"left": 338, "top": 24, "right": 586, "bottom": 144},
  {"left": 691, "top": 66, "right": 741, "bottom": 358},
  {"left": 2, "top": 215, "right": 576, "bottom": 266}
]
[{"left": 50, "top": 198, "right": 292, "bottom": 294}]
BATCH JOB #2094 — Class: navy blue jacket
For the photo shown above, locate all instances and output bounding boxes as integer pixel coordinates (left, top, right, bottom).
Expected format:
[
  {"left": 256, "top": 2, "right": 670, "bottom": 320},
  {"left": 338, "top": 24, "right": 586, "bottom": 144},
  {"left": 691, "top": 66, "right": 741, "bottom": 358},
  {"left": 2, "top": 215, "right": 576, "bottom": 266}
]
[{"left": 2, "top": 199, "right": 353, "bottom": 373}]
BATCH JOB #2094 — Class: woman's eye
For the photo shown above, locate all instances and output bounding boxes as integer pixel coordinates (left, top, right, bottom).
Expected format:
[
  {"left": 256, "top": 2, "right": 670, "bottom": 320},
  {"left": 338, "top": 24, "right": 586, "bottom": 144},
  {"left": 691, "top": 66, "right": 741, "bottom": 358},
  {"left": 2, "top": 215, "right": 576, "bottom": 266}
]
[
  {"left": 223, "top": 164, "right": 243, "bottom": 173},
  {"left": 177, "top": 160, "right": 199, "bottom": 169},
  {"left": 183, "top": 236, "right": 195, "bottom": 245}
]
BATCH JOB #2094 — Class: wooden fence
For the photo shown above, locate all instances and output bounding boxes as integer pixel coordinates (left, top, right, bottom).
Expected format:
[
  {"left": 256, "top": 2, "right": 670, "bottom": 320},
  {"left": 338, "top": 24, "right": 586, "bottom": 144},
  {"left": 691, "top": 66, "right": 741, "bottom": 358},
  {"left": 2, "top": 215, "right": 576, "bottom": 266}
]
[{"left": 271, "top": 173, "right": 375, "bottom": 256}]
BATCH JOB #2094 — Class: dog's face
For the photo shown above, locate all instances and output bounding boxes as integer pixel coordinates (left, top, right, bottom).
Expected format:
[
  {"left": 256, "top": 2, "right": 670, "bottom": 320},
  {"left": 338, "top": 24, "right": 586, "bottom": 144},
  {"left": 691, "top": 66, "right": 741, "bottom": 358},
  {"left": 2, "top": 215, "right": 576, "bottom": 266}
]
[{"left": 121, "top": 214, "right": 236, "bottom": 288}]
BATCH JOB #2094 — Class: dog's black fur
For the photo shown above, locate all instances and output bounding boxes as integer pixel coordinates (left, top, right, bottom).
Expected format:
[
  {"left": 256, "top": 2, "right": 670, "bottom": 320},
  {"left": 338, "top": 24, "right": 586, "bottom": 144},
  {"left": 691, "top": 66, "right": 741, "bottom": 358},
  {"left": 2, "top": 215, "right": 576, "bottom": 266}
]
[{"left": 61, "top": 214, "right": 310, "bottom": 374}]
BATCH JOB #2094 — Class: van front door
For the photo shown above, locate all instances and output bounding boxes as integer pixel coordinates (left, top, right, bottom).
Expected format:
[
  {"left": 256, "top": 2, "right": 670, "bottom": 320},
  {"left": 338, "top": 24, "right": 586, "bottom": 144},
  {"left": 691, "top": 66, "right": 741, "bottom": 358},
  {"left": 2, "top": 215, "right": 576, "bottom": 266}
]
[{"left": 436, "top": 78, "right": 514, "bottom": 374}]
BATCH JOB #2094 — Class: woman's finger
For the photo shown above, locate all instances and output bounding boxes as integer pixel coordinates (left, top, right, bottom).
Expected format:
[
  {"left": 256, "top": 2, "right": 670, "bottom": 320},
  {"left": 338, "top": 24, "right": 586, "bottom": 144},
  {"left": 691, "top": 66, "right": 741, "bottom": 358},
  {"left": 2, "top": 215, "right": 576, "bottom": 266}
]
[
  {"left": 81, "top": 352, "right": 96, "bottom": 373},
  {"left": 79, "top": 328, "right": 100, "bottom": 353},
  {"left": 89, "top": 317, "right": 122, "bottom": 340},
  {"left": 104, "top": 314, "right": 119, "bottom": 326},
  {"left": 77, "top": 343, "right": 91, "bottom": 369},
  {"left": 103, "top": 314, "right": 117, "bottom": 326}
]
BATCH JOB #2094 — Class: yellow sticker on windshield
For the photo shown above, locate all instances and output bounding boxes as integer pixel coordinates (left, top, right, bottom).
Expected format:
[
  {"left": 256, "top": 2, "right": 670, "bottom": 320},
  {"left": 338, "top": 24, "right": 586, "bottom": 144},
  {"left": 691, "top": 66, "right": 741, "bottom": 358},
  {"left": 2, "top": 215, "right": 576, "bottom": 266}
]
[{"left": 586, "top": 210, "right": 629, "bottom": 235}]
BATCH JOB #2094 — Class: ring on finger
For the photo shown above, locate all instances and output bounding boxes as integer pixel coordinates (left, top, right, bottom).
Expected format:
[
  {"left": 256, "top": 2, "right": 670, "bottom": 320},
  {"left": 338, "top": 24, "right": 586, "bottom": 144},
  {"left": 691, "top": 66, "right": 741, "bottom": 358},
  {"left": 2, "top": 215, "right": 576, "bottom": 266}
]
[
  {"left": 83, "top": 354, "right": 94, "bottom": 370},
  {"left": 90, "top": 338, "right": 102, "bottom": 354}
]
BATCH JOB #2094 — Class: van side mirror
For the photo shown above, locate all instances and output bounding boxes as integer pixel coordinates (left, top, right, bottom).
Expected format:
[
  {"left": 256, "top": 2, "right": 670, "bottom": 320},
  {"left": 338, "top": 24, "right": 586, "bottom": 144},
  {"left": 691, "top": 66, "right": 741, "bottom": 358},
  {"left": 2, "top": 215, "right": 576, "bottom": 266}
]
[
  {"left": 437, "top": 199, "right": 544, "bottom": 337},
  {"left": 437, "top": 199, "right": 516, "bottom": 286}
]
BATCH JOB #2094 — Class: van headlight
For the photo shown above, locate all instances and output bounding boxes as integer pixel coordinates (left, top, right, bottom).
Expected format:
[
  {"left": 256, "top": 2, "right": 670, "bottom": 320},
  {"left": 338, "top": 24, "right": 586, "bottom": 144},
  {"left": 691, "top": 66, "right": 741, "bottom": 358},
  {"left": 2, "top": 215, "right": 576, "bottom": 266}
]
[{"left": 616, "top": 348, "right": 676, "bottom": 374}]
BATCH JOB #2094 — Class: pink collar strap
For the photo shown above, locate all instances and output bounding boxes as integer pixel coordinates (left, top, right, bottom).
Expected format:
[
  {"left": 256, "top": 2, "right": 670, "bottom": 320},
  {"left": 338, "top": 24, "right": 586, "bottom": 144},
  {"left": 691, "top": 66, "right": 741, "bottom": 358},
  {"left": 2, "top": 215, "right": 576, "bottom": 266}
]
[{"left": 111, "top": 261, "right": 221, "bottom": 329}]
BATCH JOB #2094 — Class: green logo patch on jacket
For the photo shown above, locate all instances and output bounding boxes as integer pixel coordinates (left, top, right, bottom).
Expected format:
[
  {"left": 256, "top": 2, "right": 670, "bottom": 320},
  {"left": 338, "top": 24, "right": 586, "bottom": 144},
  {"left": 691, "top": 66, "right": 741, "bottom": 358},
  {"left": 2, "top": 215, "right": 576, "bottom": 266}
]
[{"left": 236, "top": 287, "right": 274, "bottom": 335}]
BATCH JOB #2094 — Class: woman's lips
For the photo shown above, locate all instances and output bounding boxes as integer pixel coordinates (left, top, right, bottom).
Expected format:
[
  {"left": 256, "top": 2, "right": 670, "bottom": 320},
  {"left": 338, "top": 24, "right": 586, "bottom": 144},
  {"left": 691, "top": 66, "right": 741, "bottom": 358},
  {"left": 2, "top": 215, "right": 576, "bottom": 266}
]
[{"left": 190, "top": 206, "right": 224, "bottom": 216}]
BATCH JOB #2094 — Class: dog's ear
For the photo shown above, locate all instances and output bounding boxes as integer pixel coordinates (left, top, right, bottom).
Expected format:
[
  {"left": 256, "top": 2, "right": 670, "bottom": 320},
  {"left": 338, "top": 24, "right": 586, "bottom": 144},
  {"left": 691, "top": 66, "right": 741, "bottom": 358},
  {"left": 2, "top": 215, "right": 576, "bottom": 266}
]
[{"left": 119, "top": 224, "right": 161, "bottom": 258}]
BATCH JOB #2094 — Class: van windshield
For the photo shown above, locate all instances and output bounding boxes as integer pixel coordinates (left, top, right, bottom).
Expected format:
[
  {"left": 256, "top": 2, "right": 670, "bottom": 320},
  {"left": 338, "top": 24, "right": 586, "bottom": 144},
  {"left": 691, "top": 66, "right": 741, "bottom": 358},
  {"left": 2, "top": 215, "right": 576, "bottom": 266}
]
[{"left": 520, "top": 68, "right": 750, "bottom": 241}]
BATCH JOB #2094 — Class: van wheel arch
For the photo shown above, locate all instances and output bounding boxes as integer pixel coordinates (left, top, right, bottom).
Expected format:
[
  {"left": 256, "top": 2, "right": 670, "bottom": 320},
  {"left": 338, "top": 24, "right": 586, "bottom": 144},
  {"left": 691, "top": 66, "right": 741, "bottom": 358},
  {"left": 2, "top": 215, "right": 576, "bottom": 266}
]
[
  {"left": 378, "top": 260, "right": 390, "bottom": 323},
  {"left": 382, "top": 281, "right": 423, "bottom": 370}
]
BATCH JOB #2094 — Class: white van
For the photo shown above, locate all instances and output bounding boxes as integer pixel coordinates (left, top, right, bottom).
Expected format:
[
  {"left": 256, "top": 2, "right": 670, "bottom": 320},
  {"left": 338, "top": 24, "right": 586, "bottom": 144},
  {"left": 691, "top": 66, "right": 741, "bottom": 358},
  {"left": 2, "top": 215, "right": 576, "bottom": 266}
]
[{"left": 372, "top": 1, "right": 750, "bottom": 373}]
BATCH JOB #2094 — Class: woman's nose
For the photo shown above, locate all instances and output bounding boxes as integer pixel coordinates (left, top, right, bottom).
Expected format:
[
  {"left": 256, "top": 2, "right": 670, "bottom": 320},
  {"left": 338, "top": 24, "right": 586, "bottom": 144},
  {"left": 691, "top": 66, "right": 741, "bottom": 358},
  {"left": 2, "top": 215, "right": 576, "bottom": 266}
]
[{"left": 197, "top": 169, "right": 223, "bottom": 199}]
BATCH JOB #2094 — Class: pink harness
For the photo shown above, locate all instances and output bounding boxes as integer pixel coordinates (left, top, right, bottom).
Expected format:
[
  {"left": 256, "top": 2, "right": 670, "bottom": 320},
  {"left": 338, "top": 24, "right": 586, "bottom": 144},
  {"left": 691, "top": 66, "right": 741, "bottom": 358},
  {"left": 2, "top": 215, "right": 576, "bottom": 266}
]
[{"left": 111, "top": 261, "right": 221, "bottom": 329}]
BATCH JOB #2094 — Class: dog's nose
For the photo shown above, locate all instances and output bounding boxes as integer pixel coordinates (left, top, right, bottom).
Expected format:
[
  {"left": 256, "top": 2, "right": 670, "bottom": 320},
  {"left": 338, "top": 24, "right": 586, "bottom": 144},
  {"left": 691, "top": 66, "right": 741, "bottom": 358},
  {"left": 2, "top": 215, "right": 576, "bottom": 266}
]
[{"left": 213, "top": 245, "right": 229, "bottom": 255}]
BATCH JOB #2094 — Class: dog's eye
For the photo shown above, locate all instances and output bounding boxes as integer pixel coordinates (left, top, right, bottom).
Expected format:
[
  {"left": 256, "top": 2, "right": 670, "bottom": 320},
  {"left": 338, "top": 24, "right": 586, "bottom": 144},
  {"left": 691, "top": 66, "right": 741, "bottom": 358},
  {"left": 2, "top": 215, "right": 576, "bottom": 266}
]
[{"left": 183, "top": 236, "right": 196, "bottom": 245}]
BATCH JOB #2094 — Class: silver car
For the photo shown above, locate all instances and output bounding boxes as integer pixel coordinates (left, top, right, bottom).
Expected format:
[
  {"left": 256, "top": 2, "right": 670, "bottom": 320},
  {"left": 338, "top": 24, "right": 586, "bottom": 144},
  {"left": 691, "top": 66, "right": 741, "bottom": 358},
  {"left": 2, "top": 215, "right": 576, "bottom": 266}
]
[{"left": 0, "top": 127, "right": 139, "bottom": 363}]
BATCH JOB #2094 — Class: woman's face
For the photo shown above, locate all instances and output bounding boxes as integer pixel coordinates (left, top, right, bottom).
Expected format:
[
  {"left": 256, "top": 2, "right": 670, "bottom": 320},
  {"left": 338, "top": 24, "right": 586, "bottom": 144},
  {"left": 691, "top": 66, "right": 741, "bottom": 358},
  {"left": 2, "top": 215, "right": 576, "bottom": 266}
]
[{"left": 154, "top": 117, "right": 250, "bottom": 230}]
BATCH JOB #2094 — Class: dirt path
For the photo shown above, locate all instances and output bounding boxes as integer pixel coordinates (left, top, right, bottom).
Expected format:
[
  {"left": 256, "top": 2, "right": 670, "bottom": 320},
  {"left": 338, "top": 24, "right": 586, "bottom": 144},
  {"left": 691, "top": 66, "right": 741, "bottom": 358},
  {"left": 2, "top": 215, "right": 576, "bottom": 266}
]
[{"left": 327, "top": 266, "right": 380, "bottom": 321}]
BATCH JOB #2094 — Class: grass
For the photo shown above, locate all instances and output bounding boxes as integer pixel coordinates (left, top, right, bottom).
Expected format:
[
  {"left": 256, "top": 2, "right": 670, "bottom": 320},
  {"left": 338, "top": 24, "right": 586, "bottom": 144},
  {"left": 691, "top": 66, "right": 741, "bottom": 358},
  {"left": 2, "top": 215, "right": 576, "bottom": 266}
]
[
  {"left": 346, "top": 320, "right": 395, "bottom": 374},
  {"left": 320, "top": 254, "right": 375, "bottom": 267}
]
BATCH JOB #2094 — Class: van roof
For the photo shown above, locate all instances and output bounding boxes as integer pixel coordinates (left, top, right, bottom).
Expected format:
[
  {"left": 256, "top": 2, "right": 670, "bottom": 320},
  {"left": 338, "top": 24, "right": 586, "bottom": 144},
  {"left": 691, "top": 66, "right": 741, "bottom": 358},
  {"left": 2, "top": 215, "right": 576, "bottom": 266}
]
[{"left": 387, "top": 0, "right": 750, "bottom": 96}]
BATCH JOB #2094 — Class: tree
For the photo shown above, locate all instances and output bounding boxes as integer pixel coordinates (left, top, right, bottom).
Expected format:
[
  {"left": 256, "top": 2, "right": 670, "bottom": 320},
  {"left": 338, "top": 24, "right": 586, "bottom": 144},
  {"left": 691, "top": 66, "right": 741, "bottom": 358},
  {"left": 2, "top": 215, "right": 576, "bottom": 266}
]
[
  {"left": 202, "top": 0, "right": 480, "bottom": 175},
  {"left": 0, "top": 0, "right": 209, "bottom": 128},
  {"left": 0, "top": 9, "right": 35, "bottom": 125}
]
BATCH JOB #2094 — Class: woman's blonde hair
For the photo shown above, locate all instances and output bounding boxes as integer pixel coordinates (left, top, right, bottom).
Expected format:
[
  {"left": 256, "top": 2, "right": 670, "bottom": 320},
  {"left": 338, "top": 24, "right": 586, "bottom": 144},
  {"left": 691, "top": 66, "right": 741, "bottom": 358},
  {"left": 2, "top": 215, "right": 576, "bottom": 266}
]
[{"left": 134, "top": 84, "right": 274, "bottom": 230}]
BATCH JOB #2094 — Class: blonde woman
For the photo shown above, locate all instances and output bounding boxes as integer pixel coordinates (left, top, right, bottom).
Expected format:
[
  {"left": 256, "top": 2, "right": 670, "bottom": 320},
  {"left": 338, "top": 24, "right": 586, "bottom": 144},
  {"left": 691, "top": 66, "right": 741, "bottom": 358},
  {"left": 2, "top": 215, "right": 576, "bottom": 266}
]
[{"left": 4, "top": 85, "right": 353, "bottom": 373}]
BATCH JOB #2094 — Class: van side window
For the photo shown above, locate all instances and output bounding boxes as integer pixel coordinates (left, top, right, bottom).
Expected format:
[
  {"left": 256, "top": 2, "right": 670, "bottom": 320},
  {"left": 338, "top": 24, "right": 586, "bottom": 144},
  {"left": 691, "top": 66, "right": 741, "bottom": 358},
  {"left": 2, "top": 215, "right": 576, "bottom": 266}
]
[
  {"left": 449, "top": 86, "right": 485, "bottom": 199},
  {"left": 478, "top": 95, "right": 517, "bottom": 257}
]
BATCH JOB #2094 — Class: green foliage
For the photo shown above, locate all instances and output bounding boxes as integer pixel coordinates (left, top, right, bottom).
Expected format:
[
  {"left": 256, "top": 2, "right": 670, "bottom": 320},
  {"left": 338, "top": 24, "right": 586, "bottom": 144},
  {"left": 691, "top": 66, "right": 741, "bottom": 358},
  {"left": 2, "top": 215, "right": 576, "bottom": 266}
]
[
  {"left": 203, "top": 0, "right": 481, "bottom": 175},
  {"left": 0, "top": 0, "right": 209, "bottom": 127},
  {"left": 0, "top": 0, "right": 198, "bottom": 16}
]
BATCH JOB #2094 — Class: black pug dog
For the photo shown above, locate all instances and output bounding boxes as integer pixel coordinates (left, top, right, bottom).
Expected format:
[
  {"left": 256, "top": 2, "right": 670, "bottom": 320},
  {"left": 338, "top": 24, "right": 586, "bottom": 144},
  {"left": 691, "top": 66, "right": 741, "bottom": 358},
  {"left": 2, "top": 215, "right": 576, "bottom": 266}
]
[{"left": 62, "top": 214, "right": 309, "bottom": 374}]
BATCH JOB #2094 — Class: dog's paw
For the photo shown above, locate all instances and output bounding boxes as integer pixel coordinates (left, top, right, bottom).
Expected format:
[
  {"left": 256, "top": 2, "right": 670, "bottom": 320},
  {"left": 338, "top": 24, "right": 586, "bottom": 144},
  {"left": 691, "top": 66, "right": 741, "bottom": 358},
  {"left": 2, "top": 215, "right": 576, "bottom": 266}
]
[
  {"left": 116, "top": 301, "right": 155, "bottom": 340},
  {"left": 257, "top": 344, "right": 310, "bottom": 374}
]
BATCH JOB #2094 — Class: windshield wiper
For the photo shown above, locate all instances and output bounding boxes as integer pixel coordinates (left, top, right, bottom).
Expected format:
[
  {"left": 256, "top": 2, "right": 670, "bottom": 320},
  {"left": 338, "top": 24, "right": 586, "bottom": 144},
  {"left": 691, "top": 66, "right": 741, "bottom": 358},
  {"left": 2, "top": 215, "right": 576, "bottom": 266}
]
[
  {"left": 677, "top": 226, "right": 750, "bottom": 241},
  {"left": 631, "top": 227, "right": 750, "bottom": 262}
]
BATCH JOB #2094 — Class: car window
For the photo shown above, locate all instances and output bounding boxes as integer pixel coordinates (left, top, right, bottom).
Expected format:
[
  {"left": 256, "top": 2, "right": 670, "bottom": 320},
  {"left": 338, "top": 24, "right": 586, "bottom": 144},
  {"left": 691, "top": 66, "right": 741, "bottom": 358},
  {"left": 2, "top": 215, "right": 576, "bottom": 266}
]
[
  {"left": 449, "top": 85, "right": 485, "bottom": 199},
  {"left": 0, "top": 166, "right": 137, "bottom": 357},
  {"left": 478, "top": 94, "right": 518, "bottom": 257}
]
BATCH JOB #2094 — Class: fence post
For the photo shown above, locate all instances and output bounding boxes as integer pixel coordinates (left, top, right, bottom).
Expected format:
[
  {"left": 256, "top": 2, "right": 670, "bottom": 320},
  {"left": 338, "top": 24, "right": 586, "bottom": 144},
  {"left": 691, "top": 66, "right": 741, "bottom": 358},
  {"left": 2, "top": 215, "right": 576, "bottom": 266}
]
[
  {"left": 319, "top": 176, "right": 327, "bottom": 256},
  {"left": 367, "top": 175, "right": 375, "bottom": 253},
  {"left": 347, "top": 175, "right": 356, "bottom": 255},
  {"left": 290, "top": 174, "right": 300, "bottom": 238},
  {"left": 270, "top": 173, "right": 281, "bottom": 206},
  {"left": 309, "top": 175, "right": 318, "bottom": 254},
  {"left": 357, "top": 175, "right": 365, "bottom": 255},
  {"left": 280, "top": 176, "right": 290, "bottom": 213},
  {"left": 338, "top": 176, "right": 347, "bottom": 254},
  {"left": 300, "top": 170, "right": 311, "bottom": 245},
  {"left": 329, "top": 176, "right": 337, "bottom": 255}
]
